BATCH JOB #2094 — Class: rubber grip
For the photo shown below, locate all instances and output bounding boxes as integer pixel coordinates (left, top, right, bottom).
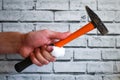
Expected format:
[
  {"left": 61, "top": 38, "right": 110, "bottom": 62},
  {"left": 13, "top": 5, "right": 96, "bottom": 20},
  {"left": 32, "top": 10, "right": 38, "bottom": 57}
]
[{"left": 15, "top": 56, "right": 32, "bottom": 73}]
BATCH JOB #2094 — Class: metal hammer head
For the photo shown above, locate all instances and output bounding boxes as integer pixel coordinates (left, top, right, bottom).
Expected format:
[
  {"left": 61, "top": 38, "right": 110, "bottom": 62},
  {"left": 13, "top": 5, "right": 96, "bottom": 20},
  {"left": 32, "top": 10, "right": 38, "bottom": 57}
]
[{"left": 85, "top": 6, "right": 108, "bottom": 35}]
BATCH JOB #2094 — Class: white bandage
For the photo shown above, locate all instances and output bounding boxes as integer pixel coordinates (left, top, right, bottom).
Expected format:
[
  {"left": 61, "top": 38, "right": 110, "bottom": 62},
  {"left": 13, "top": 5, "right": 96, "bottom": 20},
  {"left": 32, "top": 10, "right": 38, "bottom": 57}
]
[{"left": 51, "top": 46, "right": 65, "bottom": 57}]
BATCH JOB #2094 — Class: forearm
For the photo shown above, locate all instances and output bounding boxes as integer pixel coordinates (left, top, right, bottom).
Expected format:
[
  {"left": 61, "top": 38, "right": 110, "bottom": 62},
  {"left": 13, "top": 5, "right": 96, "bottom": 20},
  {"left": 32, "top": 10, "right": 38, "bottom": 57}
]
[{"left": 0, "top": 32, "right": 24, "bottom": 54}]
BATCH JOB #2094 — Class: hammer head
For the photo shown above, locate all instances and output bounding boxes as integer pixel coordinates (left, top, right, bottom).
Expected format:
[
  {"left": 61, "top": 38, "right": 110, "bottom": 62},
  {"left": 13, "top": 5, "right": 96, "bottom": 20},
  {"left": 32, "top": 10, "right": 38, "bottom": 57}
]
[{"left": 86, "top": 6, "right": 108, "bottom": 35}]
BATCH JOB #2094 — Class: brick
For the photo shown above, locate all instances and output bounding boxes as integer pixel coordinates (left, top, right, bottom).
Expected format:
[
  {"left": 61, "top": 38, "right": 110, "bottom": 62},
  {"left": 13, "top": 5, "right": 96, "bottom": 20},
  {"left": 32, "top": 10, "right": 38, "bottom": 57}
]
[
  {"left": 0, "top": 54, "right": 5, "bottom": 59},
  {"left": 8, "top": 74, "right": 40, "bottom": 80},
  {"left": 57, "top": 48, "right": 73, "bottom": 60},
  {"left": 102, "top": 50, "right": 120, "bottom": 60},
  {"left": 3, "top": 23, "right": 34, "bottom": 33},
  {"left": 41, "top": 75, "right": 53, "bottom": 80},
  {"left": 20, "top": 11, "right": 53, "bottom": 21},
  {"left": 74, "top": 49, "right": 101, "bottom": 60},
  {"left": 0, "top": 11, "right": 21, "bottom": 21},
  {"left": 103, "top": 23, "right": 120, "bottom": 34},
  {"left": 76, "top": 75, "right": 102, "bottom": 80},
  {"left": 36, "top": 0, "right": 69, "bottom": 10},
  {"left": 41, "top": 75, "right": 75, "bottom": 80},
  {"left": 115, "top": 62, "right": 120, "bottom": 72},
  {"left": 88, "top": 36, "right": 115, "bottom": 48},
  {"left": 6, "top": 54, "right": 23, "bottom": 59},
  {"left": 55, "top": 11, "right": 87, "bottom": 21},
  {"left": 66, "top": 36, "right": 87, "bottom": 47},
  {"left": 87, "top": 62, "right": 114, "bottom": 73},
  {"left": 70, "top": 0, "right": 97, "bottom": 10},
  {"left": 103, "top": 76, "right": 120, "bottom": 80},
  {"left": 36, "top": 23, "right": 69, "bottom": 32},
  {"left": 0, "top": 11, "right": 53, "bottom": 21},
  {"left": 23, "top": 63, "right": 52, "bottom": 73},
  {"left": 93, "top": 11, "right": 115, "bottom": 22},
  {"left": 0, "top": 61, "right": 17, "bottom": 73},
  {"left": 116, "top": 37, "right": 120, "bottom": 47},
  {"left": 0, "top": 75, "right": 6, "bottom": 80},
  {"left": 115, "top": 11, "right": 120, "bottom": 22},
  {"left": 70, "top": 23, "right": 97, "bottom": 34},
  {"left": 98, "top": 0, "right": 120, "bottom": 10},
  {"left": 0, "top": 0, "right": 2, "bottom": 10},
  {"left": 54, "top": 62, "right": 86, "bottom": 73},
  {"left": 3, "top": 0, "right": 34, "bottom": 10}
]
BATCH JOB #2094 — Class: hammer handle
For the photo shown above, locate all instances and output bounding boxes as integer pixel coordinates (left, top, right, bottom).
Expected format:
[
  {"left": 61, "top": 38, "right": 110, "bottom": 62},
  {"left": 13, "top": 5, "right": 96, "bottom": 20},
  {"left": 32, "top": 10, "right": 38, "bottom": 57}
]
[
  {"left": 15, "top": 22, "right": 95, "bottom": 72},
  {"left": 15, "top": 56, "right": 32, "bottom": 73}
]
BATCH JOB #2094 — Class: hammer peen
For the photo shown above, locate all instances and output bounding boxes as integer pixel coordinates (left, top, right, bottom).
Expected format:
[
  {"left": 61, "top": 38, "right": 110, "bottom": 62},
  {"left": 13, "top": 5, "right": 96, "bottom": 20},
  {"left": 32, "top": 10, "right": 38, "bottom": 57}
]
[{"left": 15, "top": 6, "right": 108, "bottom": 73}]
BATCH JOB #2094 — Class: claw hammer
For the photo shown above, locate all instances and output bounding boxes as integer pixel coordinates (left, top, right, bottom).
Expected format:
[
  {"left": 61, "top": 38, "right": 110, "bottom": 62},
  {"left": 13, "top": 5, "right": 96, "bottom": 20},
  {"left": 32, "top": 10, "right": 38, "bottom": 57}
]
[{"left": 15, "top": 6, "right": 109, "bottom": 72}]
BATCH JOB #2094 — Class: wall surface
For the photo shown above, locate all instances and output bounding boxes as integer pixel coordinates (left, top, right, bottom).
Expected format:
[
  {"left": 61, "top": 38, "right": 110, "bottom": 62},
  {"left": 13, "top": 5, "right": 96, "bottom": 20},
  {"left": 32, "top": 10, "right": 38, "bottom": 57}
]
[{"left": 0, "top": 0, "right": 120, "bottom": 80}]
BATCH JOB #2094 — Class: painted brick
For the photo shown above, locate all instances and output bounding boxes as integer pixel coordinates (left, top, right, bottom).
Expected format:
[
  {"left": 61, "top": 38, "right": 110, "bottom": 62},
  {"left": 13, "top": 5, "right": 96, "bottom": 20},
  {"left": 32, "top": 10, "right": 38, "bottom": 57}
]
[
  {"left": 0, "top": 75, "right": 6, "bottom": 80},
  {"left": 36, "top": 0, "right": 69, "bottom": 10},
  {"left": 115, "top": 62, "right": 120, "bottom": 73},
  {"left": 0, "top": 0, "right": 2, "bottom": 10},
  {"left": 54, "top": 62, "right": 86, "bottom": 73},
  {"left": 70, "top": 23, "right": 97, "bottom": 34},
  {"left": 66, "top": 36, "right": 87, "bottom": 47},
  {"left": 104, "top": 23, "right": 120, "bottom": 34},
  {"left": 22, "top": 63, "right": 53, "bottom": 72},
  {"left": 36, "top": 23, "right": 69, "bottom": 32},
  {"left": 103, "top": 76, "right": 120, "bottom": 80},
  {"left": 41, "top": 75, "right": 75, "bottom": 80},
  {"left": 41, "top": 75, "right": 53, "bottom": 80},
  {"left": 3, "top": 23, "right": 34, "bottom": 33},
  {"left": 76, "top": 75, "right": 102, "bottom": 80},
  {"left": 70, "top": 0, "right": 97, "bottom": 10},
  {"left": 87, "top": 62, "right": 114, "bottom": 73},
  {"left": 0, "top": 11, "right": 21, "bottom": 21},
  {"left": 115, "top": 11, "right": 120, "bottom": 22},
  {"left": 98, "top": 0, "right": 120, "bottom": 10},
  {"left": 20, "top": 11, "right": 53, "bottom": 21},
  {"left": 102, "top": 50, "right": 120, "bottom": 60},
  {"left": 88, "top": 36, "right": 115, "bottom": 48},
  {"left": 6, "top": 54, "right": 23, "bottom": 59},
  {"left": 0, "top": 54, "right": 5, "bottom": 59},
  {"left": 116, "top": 37, "right": 120, "bottom": 47},
  {"left": 0, "top": 11, "right": 53, "bottom": 21},
  {"left": 74, "top": 49, "right": 101, "bottom": 60},
  {"left": 55, "top": 11, "right": 87, "bottom": 21},
  {"left": 93, "top": 11, "right": 115, "bottom": 22},
  {"left": 8, "top": 74, "right": 40, "bottom": 80},
  {"left": 3, "top": 0, "right": 34, "bottom": 10},
  {"left": 0, "top": 61, "right": 17, "bottom": 73},
  {"left": 56, "top": 48, "right": 73, "bottom": 60}
]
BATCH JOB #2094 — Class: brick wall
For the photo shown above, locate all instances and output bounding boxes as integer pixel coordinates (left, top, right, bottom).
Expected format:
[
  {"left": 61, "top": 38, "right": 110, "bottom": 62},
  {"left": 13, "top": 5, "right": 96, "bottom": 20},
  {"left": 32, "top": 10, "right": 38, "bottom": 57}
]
[{"left": 0, "top": 0, "right": 120, "bottom": 80}]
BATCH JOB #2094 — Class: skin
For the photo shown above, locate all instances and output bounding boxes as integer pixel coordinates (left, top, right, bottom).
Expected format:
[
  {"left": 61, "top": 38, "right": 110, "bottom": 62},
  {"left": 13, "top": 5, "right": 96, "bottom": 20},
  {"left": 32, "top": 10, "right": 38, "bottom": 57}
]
[{"left": 0, "top": 29, "right": 70, "bottom": 66}]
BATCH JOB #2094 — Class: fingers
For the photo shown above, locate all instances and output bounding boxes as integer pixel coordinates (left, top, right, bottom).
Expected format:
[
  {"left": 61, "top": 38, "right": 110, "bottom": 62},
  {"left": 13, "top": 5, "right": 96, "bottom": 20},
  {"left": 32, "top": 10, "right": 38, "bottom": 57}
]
[{"left": 30, "top": 48, "right": 56, "bottom": 66}]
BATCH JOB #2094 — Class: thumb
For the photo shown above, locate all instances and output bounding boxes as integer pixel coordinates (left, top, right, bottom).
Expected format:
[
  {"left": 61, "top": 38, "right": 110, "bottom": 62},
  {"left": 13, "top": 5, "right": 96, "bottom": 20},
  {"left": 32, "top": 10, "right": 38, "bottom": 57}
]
[{"left": 50, "top": 31, "right": 71, "bottom": 40}]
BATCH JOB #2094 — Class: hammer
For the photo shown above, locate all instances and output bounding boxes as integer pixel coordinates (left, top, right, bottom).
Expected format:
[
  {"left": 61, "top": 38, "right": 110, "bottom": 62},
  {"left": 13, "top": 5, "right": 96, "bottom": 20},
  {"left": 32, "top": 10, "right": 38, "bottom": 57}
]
[{"left": 15, "top": 6, "right": 108, "bottom": 72}]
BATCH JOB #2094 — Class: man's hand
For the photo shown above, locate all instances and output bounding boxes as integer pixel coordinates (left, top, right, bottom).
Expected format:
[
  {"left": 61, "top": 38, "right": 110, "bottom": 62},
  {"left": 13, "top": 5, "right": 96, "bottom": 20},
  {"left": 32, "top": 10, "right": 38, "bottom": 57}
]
[{"left": 20, "top": 29, "right": 70, "bottom": 66}]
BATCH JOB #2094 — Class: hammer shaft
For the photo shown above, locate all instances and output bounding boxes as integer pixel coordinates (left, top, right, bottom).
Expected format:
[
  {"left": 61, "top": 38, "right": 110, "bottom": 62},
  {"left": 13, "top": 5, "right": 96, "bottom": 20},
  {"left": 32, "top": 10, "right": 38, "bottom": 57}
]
[{"left": 55, "top": 22, "right": 94, "bottom": 47}]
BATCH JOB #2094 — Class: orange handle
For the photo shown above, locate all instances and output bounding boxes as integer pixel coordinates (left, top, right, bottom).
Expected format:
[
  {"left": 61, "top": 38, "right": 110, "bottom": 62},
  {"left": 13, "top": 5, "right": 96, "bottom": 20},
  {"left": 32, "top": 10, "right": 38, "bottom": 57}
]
[{"left": 54, "top": 22, "right": 95, "bottom": 47}]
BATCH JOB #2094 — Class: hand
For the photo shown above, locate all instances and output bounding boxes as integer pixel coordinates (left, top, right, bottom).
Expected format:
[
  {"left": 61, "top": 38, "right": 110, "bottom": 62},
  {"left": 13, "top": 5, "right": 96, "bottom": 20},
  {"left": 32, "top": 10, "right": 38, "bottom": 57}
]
[
  {"left": 30, "top": 47, "right": 56, "bottom": 66},
  {"left": 19, "top": 29, "right": 70, "bottom": 66}
]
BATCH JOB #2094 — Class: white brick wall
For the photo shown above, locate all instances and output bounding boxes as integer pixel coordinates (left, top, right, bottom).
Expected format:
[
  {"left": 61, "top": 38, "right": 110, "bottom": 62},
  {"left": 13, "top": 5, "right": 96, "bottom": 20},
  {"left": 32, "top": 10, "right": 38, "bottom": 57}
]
[
  {"left": 3, "top": 0, "right": 34, "bottom": 10},
  {"left": 36, "top": 0, "right": 69, "bottom": 10},
  {"left": 0, "top": 0, "right": 120, "bottom": 80}
]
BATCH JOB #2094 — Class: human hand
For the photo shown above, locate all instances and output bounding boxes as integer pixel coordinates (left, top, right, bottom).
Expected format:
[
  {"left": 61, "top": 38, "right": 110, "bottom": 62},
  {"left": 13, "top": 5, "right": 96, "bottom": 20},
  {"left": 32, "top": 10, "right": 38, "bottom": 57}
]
[{"left": 19, "top": 29, "right": 70, "bottom": 66}]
